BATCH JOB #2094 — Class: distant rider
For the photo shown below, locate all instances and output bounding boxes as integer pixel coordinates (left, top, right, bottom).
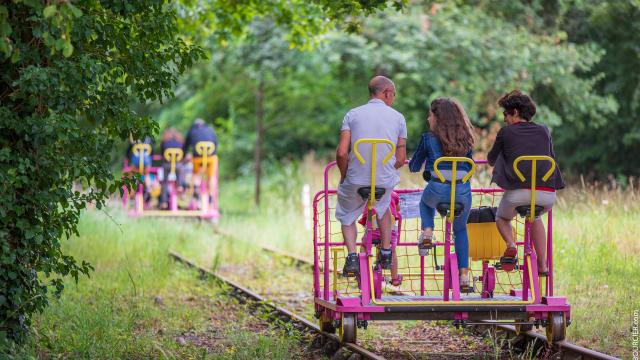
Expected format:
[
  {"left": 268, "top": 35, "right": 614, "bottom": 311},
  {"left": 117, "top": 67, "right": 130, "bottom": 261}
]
[{"left": 183, "top": 118, "right": 219, "bottom": 207}]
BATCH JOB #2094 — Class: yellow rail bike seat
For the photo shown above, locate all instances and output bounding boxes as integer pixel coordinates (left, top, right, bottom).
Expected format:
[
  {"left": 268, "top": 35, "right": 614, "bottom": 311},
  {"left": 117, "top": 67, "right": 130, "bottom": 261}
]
[
  {"left": 193, "top": 141, "right": 217, "bottom": 177},
  {"left": 432, "top": 156, "right": 476, "bottom": 222},
  {"left": 513, "top": 155, "right": 556, "bottom": 222},
  {"left": 131, "top": 143, "right": 152, "bottom": 172},
  {"left": 164, "top": 148, "right": 184, "bottom": 180},
  {"left": 352, "top": 138, "right": 396, "bottom": 209}
]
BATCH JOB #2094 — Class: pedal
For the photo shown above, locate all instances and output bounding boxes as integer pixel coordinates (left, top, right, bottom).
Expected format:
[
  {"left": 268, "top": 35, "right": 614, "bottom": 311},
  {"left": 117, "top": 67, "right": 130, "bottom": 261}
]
[
  {"left": 498, "top": 257, "right": 518, "bottom": 271},
  {"left": 461, "top": 285, "right": 475, "bottom": 294},
  {"left": 342, "top": 269, "right": 359, "bottom": 278}
]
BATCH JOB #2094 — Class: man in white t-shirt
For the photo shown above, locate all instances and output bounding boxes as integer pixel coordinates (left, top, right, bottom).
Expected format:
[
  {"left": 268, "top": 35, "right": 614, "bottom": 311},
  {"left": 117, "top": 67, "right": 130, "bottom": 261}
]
[{"left": 336, "top": 76, "right": 407, "bottom": 276}]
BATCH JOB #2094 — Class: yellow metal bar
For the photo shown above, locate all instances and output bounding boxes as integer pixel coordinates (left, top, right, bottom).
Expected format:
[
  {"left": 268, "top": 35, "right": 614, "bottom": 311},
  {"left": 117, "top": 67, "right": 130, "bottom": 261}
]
[
  {"left": 370, "top": 144, "right": 377, "bottom": 210},
  {"left": 195, "top": 141, "right": 216, "bottom": 176},
  {"left": 368, "top": 256, "right": 536, "bottom": 305},
  {"left": 513, "top": 155, "right": 556, "bottom": 222},
  {"left": 132, "top": 143, "right": 151, "bottom": 173},
  {"left": 352, "top": 138, "right": 396, "bottom": 211},
  {"left": 331, "top": 248, "right": 344, "bottom": 297},
  {"left": 164, "top": 148, "right": 184, "bottom": 177},
  {"left": 449, "top": 161, "right": 457, "bottom": 222},
  {"left": 432, "top": 157, "right": 477, "bottom": 222}
]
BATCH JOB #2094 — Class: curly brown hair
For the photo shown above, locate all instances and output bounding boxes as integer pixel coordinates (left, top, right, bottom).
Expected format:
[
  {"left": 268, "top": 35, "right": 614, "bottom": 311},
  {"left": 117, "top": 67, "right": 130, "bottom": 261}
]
[
  {"left": 498, "top": 90, "right": 536, "bottom": 121},
  {"left": 430, "top": 98, "right": 475, "bottom": 156}
]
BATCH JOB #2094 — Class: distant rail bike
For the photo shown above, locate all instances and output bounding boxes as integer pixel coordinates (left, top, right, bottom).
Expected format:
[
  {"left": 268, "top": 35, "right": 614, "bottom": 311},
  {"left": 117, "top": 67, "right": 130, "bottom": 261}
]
[
  {"left": 313, "top": 139, "right": 570, "bottom": 344},
  {"left": 122, "top": 141, "right": 220, "bottom": 220}
]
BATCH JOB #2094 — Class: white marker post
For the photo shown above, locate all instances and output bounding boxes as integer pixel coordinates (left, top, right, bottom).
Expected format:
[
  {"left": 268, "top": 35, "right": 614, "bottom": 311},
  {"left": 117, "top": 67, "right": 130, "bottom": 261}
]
[{"left": 302, "top": 184, "right": 311, "bottom": 230}]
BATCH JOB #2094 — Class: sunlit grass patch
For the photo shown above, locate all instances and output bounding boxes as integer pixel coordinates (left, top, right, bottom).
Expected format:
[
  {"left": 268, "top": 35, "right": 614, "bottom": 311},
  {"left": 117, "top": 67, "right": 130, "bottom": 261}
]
[{"left": 3, "top": 211, "right": 310, "bottom": 359}]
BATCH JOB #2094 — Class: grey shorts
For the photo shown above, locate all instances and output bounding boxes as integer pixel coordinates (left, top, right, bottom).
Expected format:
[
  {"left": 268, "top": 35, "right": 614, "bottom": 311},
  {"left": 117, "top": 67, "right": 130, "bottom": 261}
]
[
  {"left": 496, "top": 189, "right": 556, "bottom": 220},
  {"left": 335, "top": 182, "right": 393, "bottom": 225}
]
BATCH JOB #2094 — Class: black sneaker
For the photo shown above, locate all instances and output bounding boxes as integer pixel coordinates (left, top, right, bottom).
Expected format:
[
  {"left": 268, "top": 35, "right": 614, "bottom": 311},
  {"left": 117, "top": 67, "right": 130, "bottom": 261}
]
[
  {"left": 378, "top": 249, "right": 392, "bottom": 270},
  {"left": 342, "top": 253, "right": 360, "bottom": 277}
]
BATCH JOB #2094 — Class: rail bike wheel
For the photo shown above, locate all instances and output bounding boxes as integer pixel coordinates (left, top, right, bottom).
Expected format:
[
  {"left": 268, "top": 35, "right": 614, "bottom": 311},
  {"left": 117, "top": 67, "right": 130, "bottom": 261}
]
[
  {"left": 319, "top": 313, "right": 336, "bottom": 333},
  {"left": 546, "top": 312, "right": 566, "bottom": 343},
  {"left": 338, "top": 313, "right": 357, "bottom": 343},
  {"left": 515, "top": 323, "right": 533, "bottom": 335}
]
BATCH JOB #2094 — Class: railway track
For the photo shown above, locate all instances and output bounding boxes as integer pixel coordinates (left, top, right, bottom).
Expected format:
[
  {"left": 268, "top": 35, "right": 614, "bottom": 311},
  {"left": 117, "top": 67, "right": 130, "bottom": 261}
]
[
  {"left": 206, "top": 227, "right": 619, "bottom": 359},
  {"left": 169, "top": 251, "right": 385, "bottom": 360}
]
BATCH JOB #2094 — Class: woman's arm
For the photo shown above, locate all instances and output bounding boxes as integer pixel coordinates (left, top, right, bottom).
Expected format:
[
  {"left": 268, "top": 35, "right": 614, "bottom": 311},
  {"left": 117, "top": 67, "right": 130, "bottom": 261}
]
[{"left": 408, "top": 134, "right": 427, "bottom": 173}]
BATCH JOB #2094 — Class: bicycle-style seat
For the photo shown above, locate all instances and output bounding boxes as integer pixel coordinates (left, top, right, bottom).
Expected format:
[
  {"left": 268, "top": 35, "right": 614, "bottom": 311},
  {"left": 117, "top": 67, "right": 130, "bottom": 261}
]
[
  {"left": 436, "top": 202, "right": 464, "bottom": 218},
  {"left": 357, "top": 187, "right": 385, "bottom": 201},
  {"left": 515, "top": 205, "right": 544, "bottom": 218}
]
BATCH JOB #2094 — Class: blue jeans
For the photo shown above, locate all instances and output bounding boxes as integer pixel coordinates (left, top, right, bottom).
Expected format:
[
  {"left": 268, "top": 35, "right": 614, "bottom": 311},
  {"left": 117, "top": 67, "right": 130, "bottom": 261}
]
[{"left": 419, "top": 181, "right": 471, "bottom": 269}]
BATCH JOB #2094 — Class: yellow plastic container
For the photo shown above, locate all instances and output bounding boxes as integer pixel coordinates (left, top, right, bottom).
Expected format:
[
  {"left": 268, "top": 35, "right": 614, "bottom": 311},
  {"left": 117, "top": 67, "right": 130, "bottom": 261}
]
[{"left": 467, "top": 222, "right": 507, "bottom": 261}]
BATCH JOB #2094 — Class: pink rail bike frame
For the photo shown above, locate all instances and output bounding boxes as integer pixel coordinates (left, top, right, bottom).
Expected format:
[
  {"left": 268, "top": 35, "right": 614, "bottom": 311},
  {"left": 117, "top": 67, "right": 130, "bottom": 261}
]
[{"left": 313, "top": 160, "right": 556, "bottom": 304}]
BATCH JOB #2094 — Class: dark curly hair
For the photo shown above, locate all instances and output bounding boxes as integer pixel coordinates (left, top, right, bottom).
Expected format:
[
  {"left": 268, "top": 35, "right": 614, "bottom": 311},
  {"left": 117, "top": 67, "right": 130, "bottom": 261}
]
[
  {"left": 430, "top": 98, "right": 475, "bottom": 156},
  {"left": 498, "top": 90, "right": 536, "bottom": 121}
]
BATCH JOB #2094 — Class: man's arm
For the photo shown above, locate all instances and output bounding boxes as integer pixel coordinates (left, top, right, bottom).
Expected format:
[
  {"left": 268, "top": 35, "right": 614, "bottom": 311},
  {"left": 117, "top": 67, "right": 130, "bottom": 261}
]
[
  {"left": 336, "top": 130, "right": 351, "bottom": 182},
  {"left": 487, "top": 128, "right": 504, "bottom": 166},
  {"left": 394, "top": 137, "right": 406, "bottom": 169}
]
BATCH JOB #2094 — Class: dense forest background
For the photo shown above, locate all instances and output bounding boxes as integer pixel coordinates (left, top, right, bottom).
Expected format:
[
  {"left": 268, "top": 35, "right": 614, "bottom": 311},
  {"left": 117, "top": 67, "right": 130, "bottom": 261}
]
[{"left": 146, "top": 0, "right": 639, "bottom": 181}]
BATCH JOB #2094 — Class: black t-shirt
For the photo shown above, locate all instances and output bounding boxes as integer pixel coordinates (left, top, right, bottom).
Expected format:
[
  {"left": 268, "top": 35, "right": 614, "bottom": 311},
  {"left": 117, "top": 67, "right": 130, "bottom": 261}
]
[
  {"left": 488, "top": 122, "right": 565, "bottom": 190},
  {"left": 183, "top": 124, "right": 217, "bottom": 155}
]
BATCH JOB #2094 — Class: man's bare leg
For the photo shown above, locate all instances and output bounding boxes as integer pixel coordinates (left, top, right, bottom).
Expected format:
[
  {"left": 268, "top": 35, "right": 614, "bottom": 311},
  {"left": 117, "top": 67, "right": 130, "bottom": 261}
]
[
  {"left": 378, "top": 208, "right": 392, "bottom": 249},
  {"left": 342, "top": 222, "right": 358, "bottom": 254},
  {"left": 531, "top": 218, "right": 548, "bottom": 273},
  {"left": 496, "top": 217, "right": 516, "bottom": 249}
]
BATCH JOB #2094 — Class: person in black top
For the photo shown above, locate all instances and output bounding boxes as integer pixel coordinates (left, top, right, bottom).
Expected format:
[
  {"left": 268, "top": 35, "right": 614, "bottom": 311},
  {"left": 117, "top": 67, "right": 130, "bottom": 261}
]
[
  {"left": 183, "top": 118, "right": 218, "bottom": 158},
  {"left": 183, "top": 118, "right": 218, "bottom": 208},
  {"left": 488, "top": 90, "right": 565, "bottom": 275}
]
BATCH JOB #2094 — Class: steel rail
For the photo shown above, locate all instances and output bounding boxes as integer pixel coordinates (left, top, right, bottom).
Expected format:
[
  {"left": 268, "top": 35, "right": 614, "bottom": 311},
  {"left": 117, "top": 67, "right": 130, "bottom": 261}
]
[
  {"left": 169, "top": 251, "right": 386, "bottom": 360},
  {"left": 493, "top": 325, "right": 620, "bottom": 360}
]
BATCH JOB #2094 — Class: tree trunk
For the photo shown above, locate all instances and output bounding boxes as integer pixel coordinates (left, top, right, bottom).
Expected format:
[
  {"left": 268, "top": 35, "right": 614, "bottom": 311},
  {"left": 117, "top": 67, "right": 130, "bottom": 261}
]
[{"left": 254, "top": 78, "right": 264, "bottom": 206}]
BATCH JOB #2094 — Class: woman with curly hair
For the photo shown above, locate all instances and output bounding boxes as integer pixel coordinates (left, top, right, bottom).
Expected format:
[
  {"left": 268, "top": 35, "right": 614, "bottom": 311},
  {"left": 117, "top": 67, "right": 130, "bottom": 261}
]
[{"left": 409, "top": 98, "right": 475, "bottom": 290}]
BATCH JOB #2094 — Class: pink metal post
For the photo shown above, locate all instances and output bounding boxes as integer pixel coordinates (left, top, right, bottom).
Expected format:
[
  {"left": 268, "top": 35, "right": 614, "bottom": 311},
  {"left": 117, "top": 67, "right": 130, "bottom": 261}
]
[
  {"left": 547, "top": 209, "right": 553, "bottom": 296},
  {"left": 323, "top": 162, "right": 336, "bottom": 300},
  {"left": 443, "top": 221, "right": 451, "bottom": 301},
  {"left": 312, "top": 191, "right": 323, "bottom": 297}
]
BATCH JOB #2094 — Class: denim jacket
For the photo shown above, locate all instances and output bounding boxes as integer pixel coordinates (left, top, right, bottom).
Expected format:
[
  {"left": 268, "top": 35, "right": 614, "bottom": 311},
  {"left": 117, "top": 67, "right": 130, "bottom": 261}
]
[{"left": 408, "top": 132, "right": 473, "bottom": 175}]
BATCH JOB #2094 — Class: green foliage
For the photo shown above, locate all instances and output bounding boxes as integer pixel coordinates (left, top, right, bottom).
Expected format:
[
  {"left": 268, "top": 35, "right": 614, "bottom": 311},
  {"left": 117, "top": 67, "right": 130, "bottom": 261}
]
[
  {"left": 154, "top": 3, "right": 615, "bottom": 178},
  {"left": 463, "top": 0, "right": 640, "bottom": 175},
  {"left": 0, "top": 0, "right": 202, "bottom": 341},
  {"left": 174, "top": 0, "right": 405, "bottom": 48}
]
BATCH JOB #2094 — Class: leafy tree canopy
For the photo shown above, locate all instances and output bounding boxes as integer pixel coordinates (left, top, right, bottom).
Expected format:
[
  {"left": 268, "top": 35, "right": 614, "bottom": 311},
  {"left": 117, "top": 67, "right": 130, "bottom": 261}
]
[
  {"left": 154, "top": 3, "right": 616, "bottom": 180},
  {"left": 0, "top": 0, "right": 405, "bottom": 343}
]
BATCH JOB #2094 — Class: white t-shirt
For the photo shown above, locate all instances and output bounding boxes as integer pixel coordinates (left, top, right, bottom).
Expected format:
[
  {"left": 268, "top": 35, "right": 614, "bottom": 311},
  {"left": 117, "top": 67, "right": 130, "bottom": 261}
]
[{"left": 341, "top": 99, "right": 407, "bottom": 187}]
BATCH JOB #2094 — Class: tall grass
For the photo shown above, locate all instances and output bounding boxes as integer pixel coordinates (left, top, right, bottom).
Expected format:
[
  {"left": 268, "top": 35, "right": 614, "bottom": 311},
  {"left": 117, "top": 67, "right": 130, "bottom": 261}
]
[{"left": 2, "top": 211, "right": 306, "bottom": 359}]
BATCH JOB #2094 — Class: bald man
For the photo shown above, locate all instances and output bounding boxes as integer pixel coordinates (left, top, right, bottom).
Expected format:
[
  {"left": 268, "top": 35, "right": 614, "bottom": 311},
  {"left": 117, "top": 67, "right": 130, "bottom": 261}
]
[{"left": 336, "top": 76, "right": 407, "bottom": 276}]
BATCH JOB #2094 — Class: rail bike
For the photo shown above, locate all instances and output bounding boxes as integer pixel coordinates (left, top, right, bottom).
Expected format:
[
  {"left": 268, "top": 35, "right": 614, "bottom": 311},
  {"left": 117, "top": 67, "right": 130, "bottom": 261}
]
[
  {"left": 312, "top": 139, "right": 570, "bottom": 344},
  {"left": 122, "top": 141, "right": 220, "bottom": 220}
]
